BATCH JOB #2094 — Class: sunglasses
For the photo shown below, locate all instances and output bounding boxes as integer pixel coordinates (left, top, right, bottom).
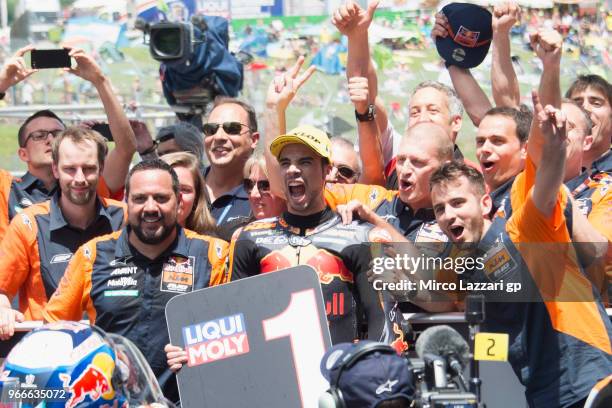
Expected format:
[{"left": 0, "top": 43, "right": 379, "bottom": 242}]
[
  {"left": 243, "top": 179, "right": 271, "bottom": 194},
  {"left": 23, "top": 129, "right": 63, "bottom": 145},
  {"left": 335, "top": 165, "right": 358, "bottom": 180},
  {"left": 203, "top": 122, "right": 252, "bottom": 136}
]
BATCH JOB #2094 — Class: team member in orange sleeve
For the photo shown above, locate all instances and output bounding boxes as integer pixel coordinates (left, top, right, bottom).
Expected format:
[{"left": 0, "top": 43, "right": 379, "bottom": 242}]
[
  {"left": 424, "top": 99, "right": 612, "bottom": 407},
  {"left": 0, "top": 128, "right": 126, "bottom": 339},
  {"left": 43, "top": 159, "right": 228, "bottom": 403},
  {"left": 0, "top": 169, "right": 11, "bottom": 241}
]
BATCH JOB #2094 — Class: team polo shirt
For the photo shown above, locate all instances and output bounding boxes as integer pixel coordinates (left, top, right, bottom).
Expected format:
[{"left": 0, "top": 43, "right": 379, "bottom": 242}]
[
  {"left": 0, "top": 193, "right": 126, "bottom": 320},
  {"left": 8, "top": 172, "right": 56, "bottom": 221},
  {"left": 323, "top": 182, "right": 396, "bottom": 211},
  {"left": 204, "top": 166, "right": 252, "bottom": 226},
  {"left": 459, "top": 158, "right": 612, "bottom": 407},
  {"left": 43, "top": 226, "right": 229, "bottom": 402},
  {"left": 489, "top": 176, "right": 516, "bottom": 218},
  {"left": 6, "top": 171, "right": 121, "bottom": 222},
  {"left": 323, "top": 182, "right": 448, "bottom": 243},
  {"left": 566, "top": 169, "right": 612, "bottom": 241}
]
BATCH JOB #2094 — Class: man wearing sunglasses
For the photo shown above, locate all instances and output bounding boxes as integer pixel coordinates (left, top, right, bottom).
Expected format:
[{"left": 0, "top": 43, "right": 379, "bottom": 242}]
[
  {"left": 0, "top": 47, "right": 136, "bottom": 240},
  {"left": 202, "top": 97, "right": 259, "bottom": 227},
  {"left": 328, "top": 137, "right": 362, "bottom": 184}
]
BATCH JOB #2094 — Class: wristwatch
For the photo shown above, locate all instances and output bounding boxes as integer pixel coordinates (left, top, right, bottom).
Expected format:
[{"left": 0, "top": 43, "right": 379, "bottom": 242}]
[{"left": 355, "top": 104, "right": 376, "bottom": 122}]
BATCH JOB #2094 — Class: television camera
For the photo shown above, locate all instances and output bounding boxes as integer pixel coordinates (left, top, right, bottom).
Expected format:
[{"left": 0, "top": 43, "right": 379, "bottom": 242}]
[
  {"left": 408, "top": 324, "right": 480, "bottom": 408},
  {"left": 136, "top": 14, "right": 251, "bottom": 126}
]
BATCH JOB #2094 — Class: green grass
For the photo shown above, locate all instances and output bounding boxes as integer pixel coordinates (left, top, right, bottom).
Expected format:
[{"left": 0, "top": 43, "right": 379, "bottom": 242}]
[{"left": 0, "top": 124, "right": 24, "bottom": 172}]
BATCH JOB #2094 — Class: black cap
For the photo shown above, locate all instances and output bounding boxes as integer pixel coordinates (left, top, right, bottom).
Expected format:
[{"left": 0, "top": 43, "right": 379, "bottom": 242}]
[{"left": 435, "top": 3, "right": 493, "bottom": 69}]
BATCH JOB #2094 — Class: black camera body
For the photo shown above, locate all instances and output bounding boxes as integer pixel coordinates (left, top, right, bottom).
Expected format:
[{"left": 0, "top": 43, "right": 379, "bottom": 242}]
[
  {"left": 136, "top": 15, "right": 244, "bottom": 124},
  {"left": 149, "top": 21, "right": 193, "bottom": 62}
]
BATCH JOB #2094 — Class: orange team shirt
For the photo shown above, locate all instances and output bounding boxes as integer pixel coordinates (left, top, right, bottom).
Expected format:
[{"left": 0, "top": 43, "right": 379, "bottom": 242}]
[
  {"left": 585, "top": 177, "right": 612, "bottom": 242},
  {"left": 43, "top": 229, "right": 228, "bottom": 323},
  {"left": 0, "top": 169, "right": 12, "bottom": 242},
  {"left": 0, "top": 198, "right": 127, "bottom": 320},
  {"left": 506, "top": 157, "right": 611, "bottom": 354},
  {"left": 324, "top": 182, "right": 398, "bottom": 211}
]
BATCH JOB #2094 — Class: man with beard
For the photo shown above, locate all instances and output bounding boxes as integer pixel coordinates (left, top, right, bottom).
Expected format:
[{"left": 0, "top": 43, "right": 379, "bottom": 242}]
[
  {"left": 43, "top": 159, "right": 228, "bottom": 403},
  {"left": 426, "top": 99, "right": 611, "bottom": 406},
  {"left": 0, "top": 128, "right": 127, "bottom": 339}
]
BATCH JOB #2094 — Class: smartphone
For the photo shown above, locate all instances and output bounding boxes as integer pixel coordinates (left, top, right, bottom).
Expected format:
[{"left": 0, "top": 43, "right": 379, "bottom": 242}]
[
  {"left": 30, "top": 49, "right": 71, "bottom": 69},
  {"left": 91, "top": 123, "right": 114, "bottom": 142}
]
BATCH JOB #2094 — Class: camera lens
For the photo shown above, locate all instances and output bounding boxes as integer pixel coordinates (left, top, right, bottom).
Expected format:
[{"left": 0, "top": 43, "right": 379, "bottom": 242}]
[{"left": 152, "top": 27, "right": 181, "bottom": 58}]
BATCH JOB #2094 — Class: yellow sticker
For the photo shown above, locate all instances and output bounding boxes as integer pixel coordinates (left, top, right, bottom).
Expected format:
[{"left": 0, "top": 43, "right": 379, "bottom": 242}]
[{"left": 474, "top": 332, "right": 509, "bottom": 362}]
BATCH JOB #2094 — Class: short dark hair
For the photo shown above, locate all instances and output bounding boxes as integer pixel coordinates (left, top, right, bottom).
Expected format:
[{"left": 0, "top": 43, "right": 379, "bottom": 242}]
[
  {"left": 125, "top": 159, "right": 180, "bottom": 198},
  {"left": 430, "top": 161, "right": 486, "bottom": 196},
  {"left": 51, "top": 127, "right": 108, "bottom": 167},
  {"left": 18, "top": 110, "right": 65, "bottom": 147},
  {"left": 211, "top": 97, "right": 258, "bottom": 132},
  {"left": 482, "top": 106, "right": 532, "bottom": 144},
  {"left": 565, "top": 74, "right": 612, "bottom": 107}
]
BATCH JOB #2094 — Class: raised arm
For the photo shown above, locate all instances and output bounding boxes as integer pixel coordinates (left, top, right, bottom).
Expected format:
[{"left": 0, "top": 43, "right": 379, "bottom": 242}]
[
  {"left": 431, "top": 12, "right": 491, "bottom": 126},
  {"left": 263, "top": 57, "right": 316, "bottom": 198},
  {"left": 491, "top": 2, "right": 521, "bottom": 108},
  {"left": 68, "top": 48, "right": 137, "bottom": 194},
  {"left": 532, "top": 92, "right": 567, "bottom": 217},
  {"left": 0, "top": 45, "right": 36, "bottom": 96},
  {"left": 348, "top": 76, "right": 385, "bottom": 185},
  {"left": 333, "top": 1, "right": 391, "bottom": 180},
  {"left": 527, "top": 30, "right": 563, "bottom": 165}
]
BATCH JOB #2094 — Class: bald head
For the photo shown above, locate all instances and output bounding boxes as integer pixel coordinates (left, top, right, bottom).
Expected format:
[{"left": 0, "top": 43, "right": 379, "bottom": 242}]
[{"left": 401, "top": 122, "right": 454, "bottom": 161}]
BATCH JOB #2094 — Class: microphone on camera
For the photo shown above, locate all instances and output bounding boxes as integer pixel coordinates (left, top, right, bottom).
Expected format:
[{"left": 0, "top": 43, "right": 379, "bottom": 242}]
[{"left": 415, "top": 325, "right": 471, "bottom": 389}]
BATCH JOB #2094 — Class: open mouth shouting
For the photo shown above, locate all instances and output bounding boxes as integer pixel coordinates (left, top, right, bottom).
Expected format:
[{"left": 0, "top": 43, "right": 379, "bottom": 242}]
[
  {"left": 448, "top": 224, "right": 465, "bottom": 242},
  {"left": 399, "top": 178, "right": 415, "bottom": 193},
  {"left": 287, "top": 179, "right": 307, "bottom": 204},
  {"left": 480, "top": 159, "right": 496, "bottom": 173}
]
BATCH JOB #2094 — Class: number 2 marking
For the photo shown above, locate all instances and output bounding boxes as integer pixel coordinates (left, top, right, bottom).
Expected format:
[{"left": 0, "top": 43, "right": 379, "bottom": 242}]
[{"left": 487, "top": 338, "right": 496, "bottom": 356}]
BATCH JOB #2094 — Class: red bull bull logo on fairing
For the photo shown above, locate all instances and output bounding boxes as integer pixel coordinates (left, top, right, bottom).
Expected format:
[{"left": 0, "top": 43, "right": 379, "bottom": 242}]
[{"left": 60, "top": 364, "right": 111, "bottom": 408}]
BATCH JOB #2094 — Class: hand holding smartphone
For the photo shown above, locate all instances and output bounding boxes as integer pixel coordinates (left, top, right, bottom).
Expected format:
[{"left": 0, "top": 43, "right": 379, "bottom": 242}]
[{"left": 29, "top": 49, "right": 71, "bottom": 69}]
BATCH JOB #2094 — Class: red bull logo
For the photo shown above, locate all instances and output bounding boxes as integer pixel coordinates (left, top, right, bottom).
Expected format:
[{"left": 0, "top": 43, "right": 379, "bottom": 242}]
[
  {"left": 60, "top": 353, "right": 115, "bottom": 408},
  {"left": 261, "top": 247, "right": 353, "bottom": 284},
  {"left": 390, "top": 323, "right": 408, "bottom": 354},
  {"left": 307, "top": 249, "right": 353, "bottom": 285},
  {"left": 454, "top": 26, "right": 480, "bottom": 47}
]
